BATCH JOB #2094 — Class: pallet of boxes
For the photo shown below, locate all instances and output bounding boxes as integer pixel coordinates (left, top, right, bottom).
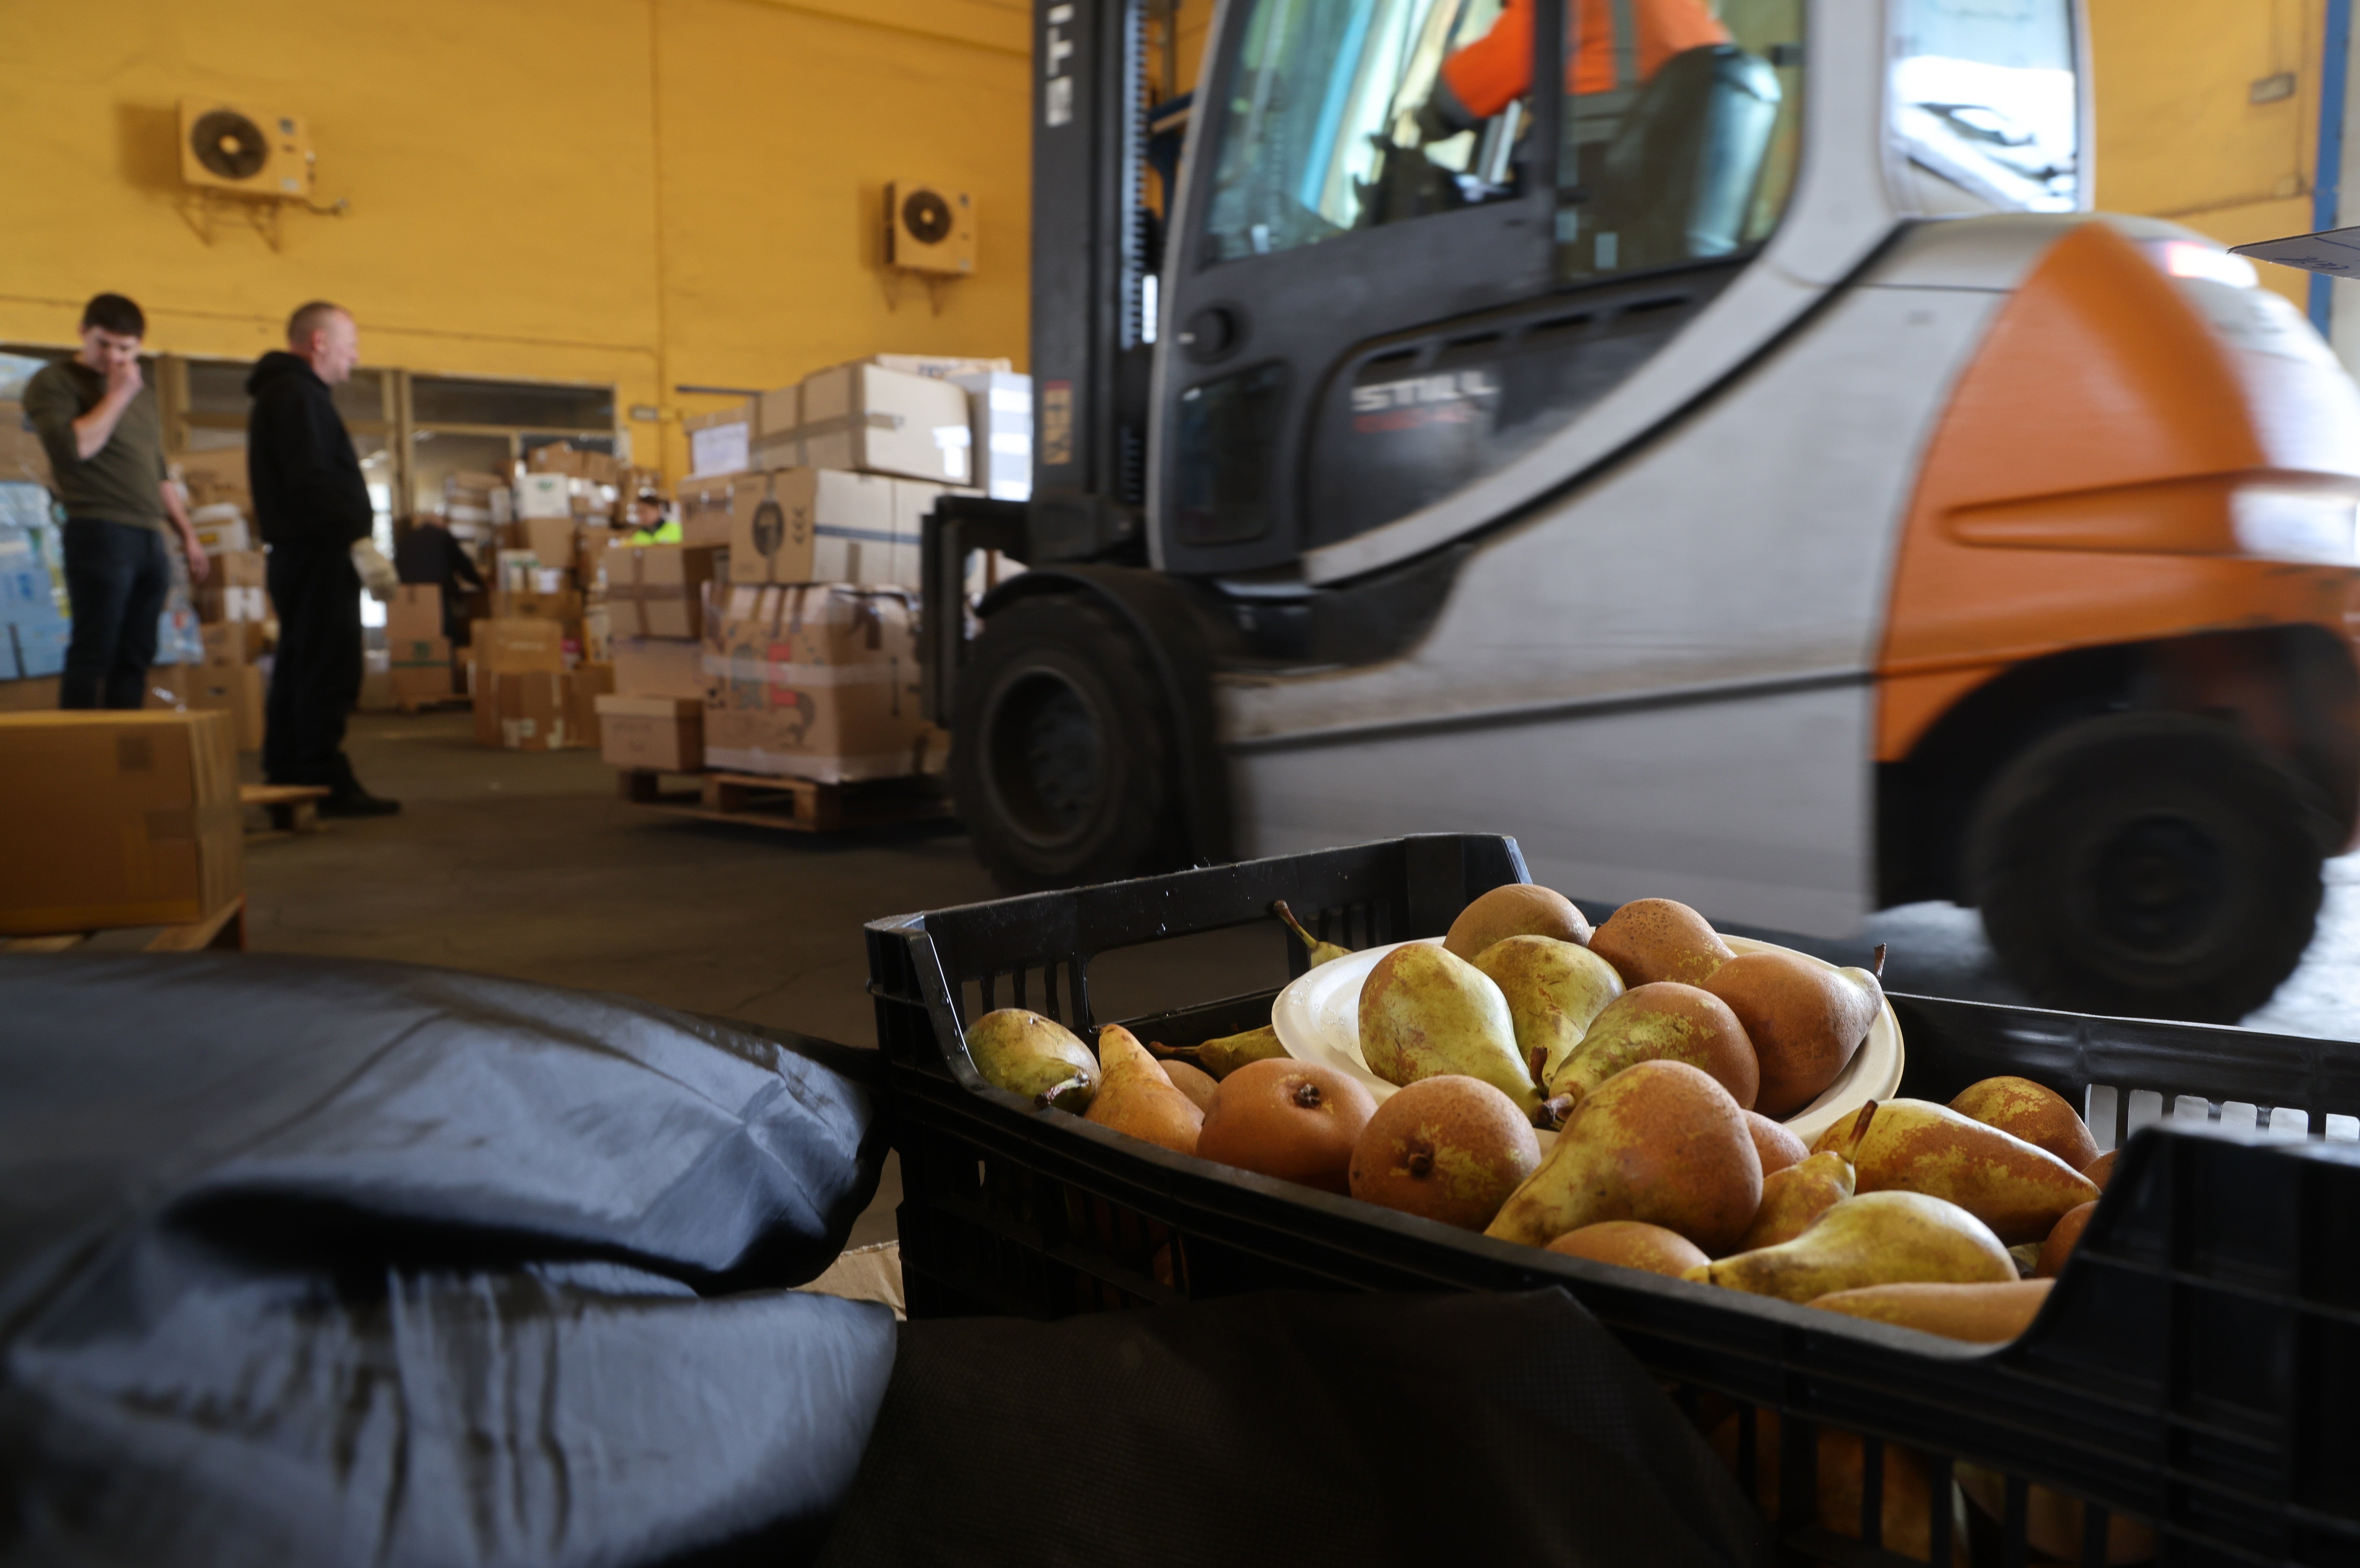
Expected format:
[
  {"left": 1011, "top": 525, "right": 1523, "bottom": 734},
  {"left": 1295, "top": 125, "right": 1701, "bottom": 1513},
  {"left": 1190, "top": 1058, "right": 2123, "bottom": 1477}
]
[
  {"left": 469, "top": 446, "right": 620, "bottom": 751},
  {"left": 613, "top": 354, "right": 1025, "bottom": 831},
  {"left": 160, "top": 449, "right": 269, "bottom": 751}
]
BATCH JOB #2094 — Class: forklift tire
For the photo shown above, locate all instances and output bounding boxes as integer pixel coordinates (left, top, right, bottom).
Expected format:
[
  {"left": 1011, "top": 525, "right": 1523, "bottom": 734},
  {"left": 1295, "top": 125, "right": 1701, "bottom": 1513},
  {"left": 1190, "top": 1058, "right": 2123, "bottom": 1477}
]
[
  {"left": 953, "top": 594, "right": 1188, "bottom": 890},
  {"left": 1965, "top": 712, "right": 2330, "bottom": 1022}
]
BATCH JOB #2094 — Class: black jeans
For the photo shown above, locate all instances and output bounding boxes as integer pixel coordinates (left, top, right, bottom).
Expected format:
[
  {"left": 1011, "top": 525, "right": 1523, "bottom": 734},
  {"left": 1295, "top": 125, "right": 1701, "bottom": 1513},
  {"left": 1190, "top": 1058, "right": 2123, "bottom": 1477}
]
[
  {"left": 264, "top": 539, "right": 364, "bottom": 792},
  {"left": 60, "top": 519, "right": 170, "bottom": 710}
]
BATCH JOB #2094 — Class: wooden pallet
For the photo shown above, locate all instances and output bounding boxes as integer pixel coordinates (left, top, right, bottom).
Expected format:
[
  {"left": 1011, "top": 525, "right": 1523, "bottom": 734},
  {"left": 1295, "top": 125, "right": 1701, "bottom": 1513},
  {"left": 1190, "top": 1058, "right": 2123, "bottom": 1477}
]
[
  {"left": 0, "top": 894, "right": 248, "bottom": 955},
  {"left": 618, "top": 768, "right": 954, "bottom": 834},
  {"left": 241, "top": 783, "right": 331, "bottom": 835}
]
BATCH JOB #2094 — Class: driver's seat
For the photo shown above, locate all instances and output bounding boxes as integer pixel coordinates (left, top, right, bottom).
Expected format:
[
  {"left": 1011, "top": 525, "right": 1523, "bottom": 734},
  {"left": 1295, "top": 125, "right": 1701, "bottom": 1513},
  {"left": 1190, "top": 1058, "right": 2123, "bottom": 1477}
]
[{"left": 1577, "top": 44, "right": 1782, "bottom": 274}]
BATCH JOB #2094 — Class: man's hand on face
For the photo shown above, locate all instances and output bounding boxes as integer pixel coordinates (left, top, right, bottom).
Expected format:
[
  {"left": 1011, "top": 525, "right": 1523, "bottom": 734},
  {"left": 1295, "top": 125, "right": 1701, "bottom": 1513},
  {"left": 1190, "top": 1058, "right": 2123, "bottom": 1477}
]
[{"left": 104, "top": 353, "right": 143, "bottom": 402}]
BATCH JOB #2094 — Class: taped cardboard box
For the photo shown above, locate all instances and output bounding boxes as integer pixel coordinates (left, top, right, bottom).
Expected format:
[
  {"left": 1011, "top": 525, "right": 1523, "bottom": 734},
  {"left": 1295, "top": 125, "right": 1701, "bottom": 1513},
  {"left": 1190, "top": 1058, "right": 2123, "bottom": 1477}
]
[
  {"left": 390, "top": 625, "right": 455, "bottom": 702},
  {"left": 472, "top": 617, "right": 566, "bottom": 674},
  {"left": 386, "top": 584, "right": 443, "bottom": 646},
  {"left": 727, "top": 467, "right": 893, "bottom": 584},
  {"left": 596, "top": 694, "right": 701, "bottom": 772},
  {"left": 607, "top": 544, "right": 718, "bottom": 639},
  {"left": 200, "top": 621, "right": 268, "bottom": 667},
  {"left": 197, "top": 550, "right": 270, "bottom": 624},
  {"left": 686, "top": 403, "right": 752, "bottom": 479},
  {"left": 191, "top": 664, "right": 266, "bottom": 751},
  {"left": 474, "top": 665, "right": 608, "bottom": 751},
  {"left": 747, "top": 385, "right": 801, "bottom": 470},
  {"left": 0, "top": 709, "right": 242, "bottom": 934},
  {"left": 701, "top": 583, "right": 945, "bottom": 783},
  {"left": 488, "top": 589, "right": 583, "bottom": 626},
  {"left": 793, "top": 362, "right": 974, "bottom": 484},
  {"left": 612, "top": 635, "right": 707, "bottom": 700},
  {"left": 516, "top": 472, "right": 571, "bottom": 520},
  {"left": 675, "top": 474, "right": 737, "bottom": 547},
  {"left": 520, "top": 517, "right": 581, "bottom": 575}
]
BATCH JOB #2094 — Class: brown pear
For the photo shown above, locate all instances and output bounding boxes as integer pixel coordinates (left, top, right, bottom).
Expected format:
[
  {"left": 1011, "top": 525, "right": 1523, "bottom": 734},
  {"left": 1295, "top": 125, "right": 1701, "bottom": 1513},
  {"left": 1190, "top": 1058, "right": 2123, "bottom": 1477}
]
[
  {"left": 1544, "top": 981, "right": 1757, "bottom": 1110},
  {"left": 1811, "top": 1279, "right": 2053, "bottom": 1342},
  {"left": 1197, "top": 1058, "right": 1376, "bottom": 1194},
  {"left": 2082, "top": 1148, "right": 2117, "bottom": 1189},
  {"left": 1084, "top": 1024, "right": 1203, "bottom": 1155},
  {"left": 1958, "top": 1465, "right": 2157, "bottom": 1565},
  {"left": 1689, "top": 1190, "right": 2016, "bottom": 1301},
  {"left": 1349, "top": 1074, "right": 1540, "bottom": 1229},
  {"left": 1486, "top": 1060, "right": 1761, "bottom": 1252},
  {"left": 1949, "top": 1076, "right": 2099, "bottom": 1171},
  {"left": 1745, "top": 1111, "right": 1809, "bottom": 1177},
  {"left": 1587, "top": 898, "right": 1734, "bottom": 987},
  {"left": 1704, "top": 950, "right": 1879, "bottom": 1119},
  {"left": 1713, "top": 1410, "right": 1964, "bottom": 1566},
  {"left": 1160, "top": 1058, "right": 1220, "bottom": 1115},
  {"left": 2034, "top": 1200, "right": 2096, "bottom": 1277},
  {"left": 1547, "top": 1221, "right": 1709, "bottom": 1277},
  {"left": 1738, "top": 1149, "right": 1854, "bottom": 1250},
  {"left": 1818, "top": 1098, "right": 2100, "bottom": 1245},
  {"left": 1444, "top": 883, "right": 1592, "bottom": 961}
]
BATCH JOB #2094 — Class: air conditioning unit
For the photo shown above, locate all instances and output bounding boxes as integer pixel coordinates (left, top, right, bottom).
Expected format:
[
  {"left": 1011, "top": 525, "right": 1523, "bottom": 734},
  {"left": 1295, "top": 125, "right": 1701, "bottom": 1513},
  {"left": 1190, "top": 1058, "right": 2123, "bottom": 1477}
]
[
  {"left": 178, "top": 100, "right": 313, "bottom": 198},
  {"left": 885, "top": 180, "right": 976, "bottom": 276}
]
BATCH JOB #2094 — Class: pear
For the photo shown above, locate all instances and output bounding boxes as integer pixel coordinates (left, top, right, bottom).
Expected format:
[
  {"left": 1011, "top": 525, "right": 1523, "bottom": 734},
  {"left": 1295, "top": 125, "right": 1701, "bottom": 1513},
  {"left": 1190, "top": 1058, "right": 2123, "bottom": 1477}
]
[
  {"left": 1349, "top": 1074, "right": 1539, "bottom": 1229},
  {"left": 1151, "top": 1023, "right": 1288, "bottom": 1080},
  {"left": 1714, "top": 1409, "right": 1966, "bottom": 1566},
  {"left": 1587, "top": 898, "right": 1734, "bottom": 988},
  {"left": 1358, "top": 942, "right": 1538, "bottom": 1113},
  {"left": 1703, "top": 948, "right": 1881, "bottom": 1118},
  {"left": 2034, "top": 1200, "right": 2096, "bottom": 1277},
  {"left": 1160, "top": 1058, "right": 1220, "bottom": 1115},
  {"left": 1546, "top": 1220, "right": 1710, "bottom": 1277},
  {"left": 966, "top": 1007, "right": 1101, "bottom": 1113},
  {"left": 2082, "top": 1148, "right": 2117, "bottom": 1190},
  {"left": 1810, "top": 1278, "right": 2052, "bottom": 1343},
  {"left": 1084, "top": 1024, "right": 1203, "bottom": 1155},
  {"left": 1545, "top": 981, "right": 1757, "bottom": 1111},
  {"left": 1197, "top": 1057, "right": 1377, "bottom": 1194},
  {"left": 1958, "top": 1463, "right": 2157, "bottom": 1565},
  {"left": 1737, "top": 1149, "right": 1853, "bottom": 1250},
  {"left": 1744, "top": 1111, "right": 1809, "bottom": 1177},
  {"left": 1818, "top": 1098, "right": 2100, "bottom": 1244},
  {"left": 1949, "top": 1076, "right": 2099, "bottom": 1171},
  {"left": 1443, "top": 883, "right": 1591, "bottom": 961},
  {"left": 1486, "top": 1060, "right": 1761, "bottom": 1252},
  {"left": 1272, "top": 900, "right": 1351, "bottom": 967},
  {"left": 1472, "top": 935, "right": 1624, "bottom": 1089},
  {"left": 1686, "top": 1190, "right": 2016, "bottom": 1301}
]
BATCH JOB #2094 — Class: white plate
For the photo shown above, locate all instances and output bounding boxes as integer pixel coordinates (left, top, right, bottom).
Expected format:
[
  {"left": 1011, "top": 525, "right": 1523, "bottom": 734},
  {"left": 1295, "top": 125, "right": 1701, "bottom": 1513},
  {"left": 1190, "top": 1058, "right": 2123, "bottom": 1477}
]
[{"left": 1270, "top": 934, "right": 1902, "bottom": 1148}]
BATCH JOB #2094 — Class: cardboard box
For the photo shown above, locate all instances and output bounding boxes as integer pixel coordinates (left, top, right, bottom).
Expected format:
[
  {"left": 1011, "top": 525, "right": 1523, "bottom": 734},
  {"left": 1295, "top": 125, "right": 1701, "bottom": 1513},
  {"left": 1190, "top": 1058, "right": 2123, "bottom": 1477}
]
[
  {"left": 190, "top": 664, "right": 266, "bottom": 751},
  {"left": 888, "top": 479, "right": 943, "bottom": 589},
  {"left": 794, "top": 362, "right": 974, "bottom": 484},
  {"left": 748, "top": 384, "right": 802, "bottom": 469},
  {"left": 686, "top": 403, "right": 751, "bottom": 478},
  {"left": 951, "top": 368, "right": 1033, "bottom": 502},
  {"left": 675, "top": 474, "right": 737, "bottom": 547},
  {"left": 474, "top": 665, "right": 608, "bottom": 751},
  {"left": 0, "top": 710, "right": 243, "bottom": 934},
  {"left": 386, "top": 583, "right": 443, "bottom": 645},
  {"left": 611, "top": 635, "right": 708, "bottom": 700},
  {"left": 570, "top": 661, "right": 612, "bottom": 749},
  {"left": 516, "top": 472, "right": 571, "bottom": 519},
  {"left": 727, "top": 467, "right": 894, "bottom": 584},
  {"left": 189, "top": 508, "right": 252, "bottom": 554},
  {"left": 200, "top": 621, "right": 267, "bottom": 667},
  {"left": 607, "top": 544, "right": 719, "bottom": 639},
  {"left": 520, "top": 516, "right": 579, "bottom": 573},
  {"left": 472, "top": 617, "right": 567, "bottom": 674},
  {"left": 197, "top": 549, "right": 270, "bottom": 624},
  {"left": 872, "top": 354, "right": 1014, "bottom": 381},
  {"left": 701, "top": 583, "right": 945, "bottom": 783},
  {"left": 596, "top": 694, "right": 701, "bottom": 772},
  {"left": 488, "top": 589, "right": 583, "bottom": 625}
]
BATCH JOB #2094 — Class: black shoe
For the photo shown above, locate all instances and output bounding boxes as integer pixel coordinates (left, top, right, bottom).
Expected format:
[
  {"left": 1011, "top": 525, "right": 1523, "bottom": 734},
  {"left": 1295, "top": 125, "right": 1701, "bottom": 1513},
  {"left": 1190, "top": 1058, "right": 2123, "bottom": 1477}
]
[{"left": 320, "top": 788, "right": 401, "bottom": 818}]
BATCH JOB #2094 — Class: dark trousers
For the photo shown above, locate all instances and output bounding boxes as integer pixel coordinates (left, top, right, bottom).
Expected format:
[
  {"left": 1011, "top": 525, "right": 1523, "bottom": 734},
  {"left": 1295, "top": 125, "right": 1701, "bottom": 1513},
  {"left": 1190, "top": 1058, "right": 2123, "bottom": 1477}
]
[
  {"left": 60, "top": 519, "right": 170, "bottom": 710},
  {"left": 264, "top": 539, "right": 364, "bottom": 792}
]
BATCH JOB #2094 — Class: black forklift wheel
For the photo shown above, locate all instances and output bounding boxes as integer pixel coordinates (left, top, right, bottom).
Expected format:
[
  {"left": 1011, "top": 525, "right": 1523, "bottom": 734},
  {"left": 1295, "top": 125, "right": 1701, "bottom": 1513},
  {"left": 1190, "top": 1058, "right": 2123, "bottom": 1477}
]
[
  {"left": 953, "top": 594, "right": 1186, "bottom": 890},
  {"left": 1966, "top": 712, "right": 2331, "bottom": 1022}
]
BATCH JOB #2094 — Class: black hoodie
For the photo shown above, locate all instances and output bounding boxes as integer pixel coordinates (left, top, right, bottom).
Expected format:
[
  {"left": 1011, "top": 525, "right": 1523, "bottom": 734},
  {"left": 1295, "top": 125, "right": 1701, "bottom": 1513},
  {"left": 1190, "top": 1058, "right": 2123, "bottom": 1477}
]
[{"left": 245, "top": 351, "right": 373, "bottom": 548}]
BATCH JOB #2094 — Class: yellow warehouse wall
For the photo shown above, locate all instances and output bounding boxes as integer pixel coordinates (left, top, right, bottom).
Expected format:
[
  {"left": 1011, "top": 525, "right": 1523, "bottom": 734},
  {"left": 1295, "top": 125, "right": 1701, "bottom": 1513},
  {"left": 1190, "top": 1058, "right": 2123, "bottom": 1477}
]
[{"left": 0, "top": 0, "right": 1032, "bottom": 482}]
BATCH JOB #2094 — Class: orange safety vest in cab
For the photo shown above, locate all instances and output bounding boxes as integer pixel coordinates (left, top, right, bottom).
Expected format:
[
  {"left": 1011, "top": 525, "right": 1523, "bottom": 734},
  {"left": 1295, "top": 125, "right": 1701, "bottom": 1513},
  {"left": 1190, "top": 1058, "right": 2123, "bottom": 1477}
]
[{"left": 1441, "top": 0, "right": 1731, "bottom": 120}]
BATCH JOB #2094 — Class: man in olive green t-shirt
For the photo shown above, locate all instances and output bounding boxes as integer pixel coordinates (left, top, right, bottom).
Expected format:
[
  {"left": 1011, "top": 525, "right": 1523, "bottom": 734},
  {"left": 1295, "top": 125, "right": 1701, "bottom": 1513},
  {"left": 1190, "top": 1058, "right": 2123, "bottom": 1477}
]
[{"left": 22, "top": 293, "right": 208, "bottom": 709}]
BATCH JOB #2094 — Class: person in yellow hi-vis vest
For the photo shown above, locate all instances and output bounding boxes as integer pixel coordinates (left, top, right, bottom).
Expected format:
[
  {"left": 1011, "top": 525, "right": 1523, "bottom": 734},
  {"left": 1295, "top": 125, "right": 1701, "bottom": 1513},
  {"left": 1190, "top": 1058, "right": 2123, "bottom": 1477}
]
[{"left": 617, "top": 489, "right": 681, "bottom": 546}]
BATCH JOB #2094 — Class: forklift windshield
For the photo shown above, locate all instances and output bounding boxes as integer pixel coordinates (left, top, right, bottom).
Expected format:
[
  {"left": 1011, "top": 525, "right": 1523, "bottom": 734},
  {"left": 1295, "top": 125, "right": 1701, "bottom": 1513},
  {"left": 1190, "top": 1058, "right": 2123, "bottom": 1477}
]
[{"left": 1890, "top": 0, "right": 2078, "bottom": 211}]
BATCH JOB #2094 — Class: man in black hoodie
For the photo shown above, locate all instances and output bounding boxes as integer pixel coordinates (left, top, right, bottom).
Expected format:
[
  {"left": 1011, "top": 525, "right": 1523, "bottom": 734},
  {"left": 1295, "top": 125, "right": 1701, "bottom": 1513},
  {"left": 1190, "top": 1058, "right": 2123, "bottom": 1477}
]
[{"left": 248, "top": 301, "right": 398, "bottom": 815}]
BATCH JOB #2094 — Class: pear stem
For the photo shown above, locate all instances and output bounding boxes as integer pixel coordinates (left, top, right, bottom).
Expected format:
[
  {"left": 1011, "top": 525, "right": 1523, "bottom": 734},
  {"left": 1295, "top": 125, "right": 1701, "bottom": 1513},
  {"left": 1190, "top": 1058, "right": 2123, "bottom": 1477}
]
[
  {"left": 1538, "top": 1094, "right": 1575, "bottom": 1131},
  {"left": 1033, "top": 1074, "right": 1090, "bottom": 1110},
  {"left": 1271, "top": 899, "right": 1321, "bottom": 953},
  {"left": 1871, "top": 942, "right": 1888, "bottom": 980}
]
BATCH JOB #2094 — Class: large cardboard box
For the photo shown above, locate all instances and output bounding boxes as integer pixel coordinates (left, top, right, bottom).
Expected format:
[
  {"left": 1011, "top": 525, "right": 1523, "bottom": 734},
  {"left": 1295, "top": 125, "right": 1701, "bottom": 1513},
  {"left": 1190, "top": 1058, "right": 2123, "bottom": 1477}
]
[
  {"left": 390, "top": 619, "right": 455, "bottom": 702},
  {"left": 474, "top": 665, "right": 608, "bottom": 751},
  {"left": 190, "top": 664, "right": 265, "bottom": 751},
  {"left": 795, "top": 362, "right": 974, "bottom": 484},
  {"left": 488, "top": 589, "right": 583, "bottom": 625},
  {"left": 727, "top": 468, "right": 894, "bottom": 584},
  {"left": 200, "top": 621, "right": 267, "bottom": 667},
  {"left": 0, "top": 710, "right": 243, "bottom": 934},
  {"left": 386, "top": 583, "right": 442, "bottom": 645},
  {"left": 607, "top": 544, "right": 718, "bottom": 639},
  {"left": 951, "top": 368, "right": 1033, "bottom": 502},
  {"left": 675, "top": 474, "right": 736, "bottom": 547},
  {"left": 197, "top": 550, "right": 270, "bottom": 624},
  {"left": 611, "top": 635, "right": 707, "bottom": 700},
  {"left": 515, "top": 472, "right": 571, "bottom": 520},
  {"left": 701, "top": 583, "right": 945, "bottom": 783},
  {"left": 520, "top": 516, "right": 579, "bottom": 573},
  {"left": 686, "top": 402, "right": 751, "bottom": 478},
  {"left": 747, "top": 385, "right": 801, "bottom": 470},
  {"left": 596, "top": 694, "right": 701, "bottom": 772},
  {"left": 472, "top": 617, "right": 566, "bottom": 674}
]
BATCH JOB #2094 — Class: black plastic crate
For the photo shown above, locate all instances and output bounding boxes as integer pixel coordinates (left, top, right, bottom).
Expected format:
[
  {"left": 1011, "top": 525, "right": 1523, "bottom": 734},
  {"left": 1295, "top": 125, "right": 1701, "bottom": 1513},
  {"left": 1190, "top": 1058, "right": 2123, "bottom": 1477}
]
[{"left": 867, "top": 835, "right": 2360, "bottom": 1566}]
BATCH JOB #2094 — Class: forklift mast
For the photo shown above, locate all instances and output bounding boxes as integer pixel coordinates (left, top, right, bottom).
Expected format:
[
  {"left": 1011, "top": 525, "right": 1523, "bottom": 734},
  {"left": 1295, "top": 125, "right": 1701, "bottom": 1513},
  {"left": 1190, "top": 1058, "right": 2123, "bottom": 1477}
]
[{"left": 1027, "top": 0, "right": 1153, "bottom": 561}]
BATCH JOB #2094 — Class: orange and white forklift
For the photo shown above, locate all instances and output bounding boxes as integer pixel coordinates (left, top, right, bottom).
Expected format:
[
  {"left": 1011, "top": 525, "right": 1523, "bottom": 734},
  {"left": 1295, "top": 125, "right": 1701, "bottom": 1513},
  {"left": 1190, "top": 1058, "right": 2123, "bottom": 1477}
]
[{"left": 922, "top": 0, "right": 2360, "bottom": 1022}]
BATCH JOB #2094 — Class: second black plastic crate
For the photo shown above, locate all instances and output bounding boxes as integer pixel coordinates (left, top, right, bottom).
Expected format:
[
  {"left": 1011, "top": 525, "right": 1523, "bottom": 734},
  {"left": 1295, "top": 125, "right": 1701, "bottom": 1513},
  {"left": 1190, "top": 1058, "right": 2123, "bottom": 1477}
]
[{"left": 868, "top": 835, "right": 2360, "bottom": 1566}]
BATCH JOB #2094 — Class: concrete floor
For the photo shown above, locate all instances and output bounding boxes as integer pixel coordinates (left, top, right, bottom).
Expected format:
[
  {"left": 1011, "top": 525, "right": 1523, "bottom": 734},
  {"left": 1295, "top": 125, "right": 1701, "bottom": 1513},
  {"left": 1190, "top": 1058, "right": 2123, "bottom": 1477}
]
[{"left": 239, "top": 711, "right": 2360, "bottom": 1232}]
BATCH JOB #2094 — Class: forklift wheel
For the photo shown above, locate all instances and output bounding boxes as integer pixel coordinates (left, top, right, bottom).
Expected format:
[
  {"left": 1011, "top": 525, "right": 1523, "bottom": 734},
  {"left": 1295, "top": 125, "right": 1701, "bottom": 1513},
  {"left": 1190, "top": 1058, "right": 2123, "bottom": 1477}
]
[
  {"left": 953, "top": 594, "right": 1187, "bottom": 890},
  {"left": 1966, "top": 713, "right": 2330, "bottom": 1023}
]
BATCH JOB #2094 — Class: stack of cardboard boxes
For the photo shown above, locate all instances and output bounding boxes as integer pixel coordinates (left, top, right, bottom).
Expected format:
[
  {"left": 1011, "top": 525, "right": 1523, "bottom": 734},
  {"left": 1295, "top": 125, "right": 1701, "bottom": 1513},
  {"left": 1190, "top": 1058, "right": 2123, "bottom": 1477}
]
[{"left": 467, "top": 444, "right": 633, "bottom": 750}]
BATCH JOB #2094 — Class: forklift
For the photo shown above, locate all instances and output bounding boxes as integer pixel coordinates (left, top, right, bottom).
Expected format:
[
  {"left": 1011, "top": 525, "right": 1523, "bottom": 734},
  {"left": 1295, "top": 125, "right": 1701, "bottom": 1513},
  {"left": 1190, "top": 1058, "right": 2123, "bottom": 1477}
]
[{"left": 922, "top": 0, "right": 2360, "bottom": 1023}]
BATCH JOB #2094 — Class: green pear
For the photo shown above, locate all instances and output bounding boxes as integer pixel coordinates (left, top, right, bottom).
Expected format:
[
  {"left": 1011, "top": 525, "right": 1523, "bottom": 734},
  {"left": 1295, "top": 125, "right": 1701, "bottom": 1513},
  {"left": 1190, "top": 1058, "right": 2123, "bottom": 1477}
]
[
  {"left": 1686, "top": 1191, "right": 2016, "bottom": 1302},
  {"left": 1472, "top": 935, "right": 1624, "bottom": 1088},
  {"left": 1151, "top": 1023, "right": 1288, "bottom": 1080},
  {"left": 1545, "top": 981, "right": 1758, "bottom": 1110},
  {"left": 967, "top": 1008, "right": 1101, "bottom": 1113},
  {"left": 1359, "top": 943, "right": 1538, "bottom": 1113},
  {"left": 1817, "top": 1098, "right": 2099, "bottom": 1244}
]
